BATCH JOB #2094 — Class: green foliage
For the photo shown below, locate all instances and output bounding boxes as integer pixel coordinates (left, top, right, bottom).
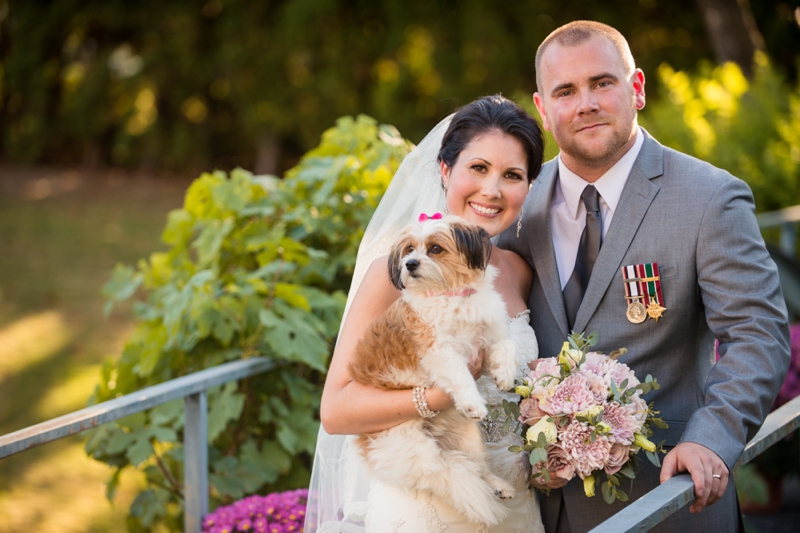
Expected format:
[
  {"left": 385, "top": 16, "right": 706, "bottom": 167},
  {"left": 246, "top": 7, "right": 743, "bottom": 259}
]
[
  {"left": 2, "top": 0, "right": 767, "bottom": 171},
  {"left": 640, "top": 53, "right": 800, "bottom": 213},
  {"left": 85, "top": 115, "right": 411, "bottom": 531}
]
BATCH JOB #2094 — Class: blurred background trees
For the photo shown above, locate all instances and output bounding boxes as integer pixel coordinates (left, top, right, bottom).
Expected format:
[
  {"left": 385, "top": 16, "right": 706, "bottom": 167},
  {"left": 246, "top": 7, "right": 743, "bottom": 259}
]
[
  {"left": 2, "top": 0, "right": 799, "bottom": 176},
  {"left": 2, "top": 1, "right": 800, "bottom": 531}
]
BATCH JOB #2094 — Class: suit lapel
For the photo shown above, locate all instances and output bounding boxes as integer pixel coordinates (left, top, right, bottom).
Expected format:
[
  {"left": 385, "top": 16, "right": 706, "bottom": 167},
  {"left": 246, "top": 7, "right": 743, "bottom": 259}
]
[
  {"left": 573, "top": 131, "right": 664, "bottom": 333},
  {"left": 528, "top": 162, "right": 570, "bottom": 336}
]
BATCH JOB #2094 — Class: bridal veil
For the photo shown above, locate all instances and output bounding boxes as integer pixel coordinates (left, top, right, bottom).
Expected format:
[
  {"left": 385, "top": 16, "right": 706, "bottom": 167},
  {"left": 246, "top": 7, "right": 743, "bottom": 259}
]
[{"left": 304, "top": 115, "right": 452, "bottom": 532}]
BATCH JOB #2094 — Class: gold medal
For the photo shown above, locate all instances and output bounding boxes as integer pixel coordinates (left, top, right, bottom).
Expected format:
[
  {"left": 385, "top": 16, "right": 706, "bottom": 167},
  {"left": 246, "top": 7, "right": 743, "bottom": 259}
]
[
  {"left": 646, "top": 301, "right": 667, "bottom": 322},
  {"left": 626, "top": 301, "right": 647, "bottom": 324}
]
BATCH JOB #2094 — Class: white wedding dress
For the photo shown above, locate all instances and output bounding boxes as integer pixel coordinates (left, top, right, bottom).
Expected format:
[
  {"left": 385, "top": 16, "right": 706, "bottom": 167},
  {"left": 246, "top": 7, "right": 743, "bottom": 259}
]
[
  {"left": 363, "top": 311, "right": 545, "bottom": 533},
  {"left": 304, "top": 115, "right": 546, "bottom": 533}
]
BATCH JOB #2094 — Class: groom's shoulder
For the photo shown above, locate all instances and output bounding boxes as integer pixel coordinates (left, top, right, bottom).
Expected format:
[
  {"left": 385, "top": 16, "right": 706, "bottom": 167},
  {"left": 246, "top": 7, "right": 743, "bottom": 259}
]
[{"left": 646, "top": 132, "right": 745, "bottom": 191}]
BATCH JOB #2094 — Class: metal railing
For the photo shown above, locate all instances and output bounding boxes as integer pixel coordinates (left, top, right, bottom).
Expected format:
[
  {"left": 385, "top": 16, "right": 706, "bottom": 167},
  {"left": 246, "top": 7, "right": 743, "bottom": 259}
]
[
  {"left": 590, "top": 205, "right": 800, "bottom": 531},
  {"left": 757, "top": 204, "right": 800, "bottom": 257},
  {"left": 0, "top": 356, "right": 276, "bottom": 533},
  {"left": 2, "top": 205, "right": 799, "bottom": 533},
  {"left": 589, "top": 395, "right": 800, "bottom": 532}
]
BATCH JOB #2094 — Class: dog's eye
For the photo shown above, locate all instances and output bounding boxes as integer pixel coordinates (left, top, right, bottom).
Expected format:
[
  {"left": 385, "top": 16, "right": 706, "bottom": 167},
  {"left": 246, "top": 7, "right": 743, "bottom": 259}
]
[
  {"left": 428, "top": 244, "right": 443, "bottom": 255},
  {"left": 406, "top": 245, "right": 414, "bottom": 254}
]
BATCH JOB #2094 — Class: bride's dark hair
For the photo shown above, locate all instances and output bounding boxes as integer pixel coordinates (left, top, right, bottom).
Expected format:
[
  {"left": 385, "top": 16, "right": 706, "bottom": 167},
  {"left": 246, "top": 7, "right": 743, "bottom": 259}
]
[{"left": 437, "top": 94, "right": 544, "bottom": 183}]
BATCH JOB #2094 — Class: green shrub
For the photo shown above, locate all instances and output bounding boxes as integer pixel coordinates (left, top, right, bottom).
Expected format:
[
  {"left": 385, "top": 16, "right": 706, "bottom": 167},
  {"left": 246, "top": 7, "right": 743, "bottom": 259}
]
[
  {"left": 85, "top": 115, "right": 411, "bottom": 531},
  {"left": 640, "top": 52, "right": 800, "bottom": 214}
]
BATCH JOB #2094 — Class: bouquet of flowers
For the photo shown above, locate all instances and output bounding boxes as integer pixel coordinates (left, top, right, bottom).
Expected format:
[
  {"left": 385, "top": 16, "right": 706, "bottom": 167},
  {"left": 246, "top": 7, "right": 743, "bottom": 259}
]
[
  {"left": 506, "top": 332, "right": 667, "bottom": 504},
  {"left": 201, "top": 488, "right": 307, "bottom": 533}
]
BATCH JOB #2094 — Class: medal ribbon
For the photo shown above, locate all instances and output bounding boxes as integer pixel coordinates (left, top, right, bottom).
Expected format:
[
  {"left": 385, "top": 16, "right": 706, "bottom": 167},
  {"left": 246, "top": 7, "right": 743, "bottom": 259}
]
[
  {"left": 642, "top": 263, "right": 663, "bottom": 306},
  {"left": 622, "top": 265, "right": 641, "bottom": 301},
  {"left": 622, "top": 263, "right": 665, "bottom": 306}
]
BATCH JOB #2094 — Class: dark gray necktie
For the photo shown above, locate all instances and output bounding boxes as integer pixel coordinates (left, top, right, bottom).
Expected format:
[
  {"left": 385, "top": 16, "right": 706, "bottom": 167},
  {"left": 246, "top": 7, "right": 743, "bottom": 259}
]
[{"left": 563, "top": 185, "right": 602, "bottom": 330}]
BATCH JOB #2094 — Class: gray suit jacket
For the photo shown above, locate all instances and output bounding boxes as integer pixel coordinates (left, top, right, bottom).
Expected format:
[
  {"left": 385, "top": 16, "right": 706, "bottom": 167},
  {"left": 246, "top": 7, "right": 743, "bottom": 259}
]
[{"left": 498, "top": 129, "right": 790, "bottom": 532}]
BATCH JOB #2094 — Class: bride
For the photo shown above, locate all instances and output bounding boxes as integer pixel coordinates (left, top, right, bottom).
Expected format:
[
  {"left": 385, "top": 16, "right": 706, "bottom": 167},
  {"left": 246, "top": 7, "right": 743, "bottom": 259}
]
[{"left": 305, "top": 95, "right": 546, "bottom": 533}]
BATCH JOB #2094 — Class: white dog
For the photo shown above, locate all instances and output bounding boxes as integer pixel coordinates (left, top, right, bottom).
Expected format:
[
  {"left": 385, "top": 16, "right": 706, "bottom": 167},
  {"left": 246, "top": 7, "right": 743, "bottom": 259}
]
[{"left": 349, "top": 214, "right": 519, "bottom": 526}]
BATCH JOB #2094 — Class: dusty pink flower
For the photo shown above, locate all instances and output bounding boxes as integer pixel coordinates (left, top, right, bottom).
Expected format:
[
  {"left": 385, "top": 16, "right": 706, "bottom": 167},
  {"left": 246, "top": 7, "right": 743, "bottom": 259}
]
[
  {"left": 545, "top": 443, "right": 576, "bottom": 481},
  {"left": 519, "top": 396, "right": 546, "bottom": 425},
  {"left": 607, "top": 361, "right": 639, "bottom": 391},
  {"left": 581, "top": 352, "right": 615, "bottom": 377},
  {"left": 602, "top": 402, "right": 640, "bottom": 445},
  {"left": 580, "top": 372, "right": 609, "bottom": 402},
  {"left": 624, "top": 393, "right": 649, "bottom": 425},
  {"left": 527, "top": 357, "right": 562, "bottom": 398},
  {"left": 540, "top": 374, "right": 595, "bottom": 415},
  {"left": 605, "top": 443, "right": 632, "bottom": 475},
  {"left": 559, "top": 420, "right": 612, "bottom": 478}
]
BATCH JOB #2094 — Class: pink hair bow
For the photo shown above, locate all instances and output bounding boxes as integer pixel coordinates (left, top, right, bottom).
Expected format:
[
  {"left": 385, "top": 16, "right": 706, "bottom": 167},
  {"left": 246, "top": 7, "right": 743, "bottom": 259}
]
[{"left": 418, "top": 212, "right": 443, "bottom": 222}]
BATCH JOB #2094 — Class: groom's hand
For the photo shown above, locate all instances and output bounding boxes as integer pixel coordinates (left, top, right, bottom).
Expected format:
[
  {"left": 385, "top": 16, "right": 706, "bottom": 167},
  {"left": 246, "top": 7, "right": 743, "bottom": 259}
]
[{"left": 660, "top": 442, "right": 729, "bottom": 513}]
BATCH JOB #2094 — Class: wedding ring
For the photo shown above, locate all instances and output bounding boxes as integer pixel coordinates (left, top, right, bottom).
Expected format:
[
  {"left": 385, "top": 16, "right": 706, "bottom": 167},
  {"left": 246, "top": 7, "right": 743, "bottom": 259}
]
[{"left": 712, "top": 474, "right": 722, "bottom": 479}]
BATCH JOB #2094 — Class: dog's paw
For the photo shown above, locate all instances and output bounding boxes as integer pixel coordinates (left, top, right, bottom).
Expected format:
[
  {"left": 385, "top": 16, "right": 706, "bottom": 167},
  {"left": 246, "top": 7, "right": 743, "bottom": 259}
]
[
  {"left": 462, "top": 402, "right": 488, "bottom": 420},
  {"left": 486, "top": 474, "right": 515, "bottom": 500},
  {"left": 455, "top": 398, "right": 488, "bottom": 420},
  {"left": 491, "top": 367, "right": 517, "bottom": 391}
]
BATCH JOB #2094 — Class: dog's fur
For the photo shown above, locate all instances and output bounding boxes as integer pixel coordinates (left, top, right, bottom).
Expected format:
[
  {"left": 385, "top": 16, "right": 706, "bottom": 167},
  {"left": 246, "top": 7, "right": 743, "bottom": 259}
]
[{"left": 348, "top": 215, "right": 519, "bottom": 525}]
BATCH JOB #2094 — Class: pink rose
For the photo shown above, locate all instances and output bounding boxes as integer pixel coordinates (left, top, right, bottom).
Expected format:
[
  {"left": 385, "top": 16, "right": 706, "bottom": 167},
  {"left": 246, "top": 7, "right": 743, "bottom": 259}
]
[
  {"left": 604, "top": 443, "right": 631, "bottom": 475},
  {"left": 546, "top": 443, "right": 576, "bottom": 481},
  {"left": 519, "top": 397, "right": 545, "bottom": 425}
]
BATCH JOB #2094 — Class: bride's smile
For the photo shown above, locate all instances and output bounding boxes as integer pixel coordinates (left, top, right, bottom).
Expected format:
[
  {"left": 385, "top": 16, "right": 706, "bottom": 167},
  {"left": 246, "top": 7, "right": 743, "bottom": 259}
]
[{"left": 440, "top": 130, "right": 530, "bottom": 238}]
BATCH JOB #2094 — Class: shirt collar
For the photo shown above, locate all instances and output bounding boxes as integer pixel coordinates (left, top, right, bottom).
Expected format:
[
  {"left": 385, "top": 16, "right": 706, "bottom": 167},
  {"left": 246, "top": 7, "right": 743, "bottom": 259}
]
[{"left": 556, "top": 127, "right": 644, "bottom": 219}]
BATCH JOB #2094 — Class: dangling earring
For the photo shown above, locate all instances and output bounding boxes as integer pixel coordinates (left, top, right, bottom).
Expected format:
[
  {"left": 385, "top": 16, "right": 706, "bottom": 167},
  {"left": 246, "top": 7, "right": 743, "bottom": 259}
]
[
  {"left": 442, "top": 184, "right": 450, "bottom": 215},
  {"left": 516, "top": 206, "right": 524, "bottom": 237}
]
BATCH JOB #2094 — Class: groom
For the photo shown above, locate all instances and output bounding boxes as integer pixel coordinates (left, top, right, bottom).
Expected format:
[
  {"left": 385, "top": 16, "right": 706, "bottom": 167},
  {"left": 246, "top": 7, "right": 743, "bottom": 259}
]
[{"left": 498, "top": 21, "right": 790, "bottom": 532}]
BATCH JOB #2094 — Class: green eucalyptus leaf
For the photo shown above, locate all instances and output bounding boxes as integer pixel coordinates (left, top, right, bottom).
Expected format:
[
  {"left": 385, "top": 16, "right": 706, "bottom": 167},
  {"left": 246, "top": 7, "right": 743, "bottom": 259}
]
[{"left": 602, "top": 481, "right": 615, "bottom": 504}]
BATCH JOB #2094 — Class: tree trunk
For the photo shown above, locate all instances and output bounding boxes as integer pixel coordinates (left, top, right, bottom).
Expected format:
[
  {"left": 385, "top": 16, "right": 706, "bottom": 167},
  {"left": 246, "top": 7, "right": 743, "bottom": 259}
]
[
  {"left": 255, "top": 133, "right": 280, "bottom": 176},
  {"left": 694, "top": 0, "right": 765, "bottom": 77}
]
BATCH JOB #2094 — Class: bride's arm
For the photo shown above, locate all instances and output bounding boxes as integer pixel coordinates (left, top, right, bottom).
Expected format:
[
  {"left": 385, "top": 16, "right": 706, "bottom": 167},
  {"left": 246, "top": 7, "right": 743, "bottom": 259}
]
[
  {"left": 320, "top": 257, "right": 453, "bottom": 435},
  {"left": 492, "top": 247, "right": 533, "bottom": 316}
]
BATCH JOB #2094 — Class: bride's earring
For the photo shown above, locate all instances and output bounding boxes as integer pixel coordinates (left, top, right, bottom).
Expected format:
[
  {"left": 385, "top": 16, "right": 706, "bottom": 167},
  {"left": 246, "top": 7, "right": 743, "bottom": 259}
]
[
  {"left": 516, "top": 207, "right": 524, "bottom": 237},
  {"left": 442, "top": 183, "right": 450, "bottom": 215}
]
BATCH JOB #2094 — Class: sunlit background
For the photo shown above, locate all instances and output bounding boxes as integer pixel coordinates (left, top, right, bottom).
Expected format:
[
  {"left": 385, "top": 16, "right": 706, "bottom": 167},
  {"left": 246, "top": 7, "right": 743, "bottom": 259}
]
[{"left": 1, "top": 1, "right": 800, "bottom": 531}]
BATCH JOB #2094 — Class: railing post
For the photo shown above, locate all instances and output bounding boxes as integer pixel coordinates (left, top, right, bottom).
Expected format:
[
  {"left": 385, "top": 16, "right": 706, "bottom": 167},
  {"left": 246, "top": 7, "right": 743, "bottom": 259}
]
[
  {"left": 780, "top": 221, "right": 797, "bottom": 258},
  {"left": 184, "top": 391, "right": 208, "bottom": 533}
]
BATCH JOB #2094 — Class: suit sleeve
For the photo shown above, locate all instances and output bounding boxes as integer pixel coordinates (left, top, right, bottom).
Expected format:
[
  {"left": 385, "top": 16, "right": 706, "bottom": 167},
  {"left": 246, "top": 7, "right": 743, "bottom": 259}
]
[{"left": 680, "top": 176, "right": 791, "bottom": 470}]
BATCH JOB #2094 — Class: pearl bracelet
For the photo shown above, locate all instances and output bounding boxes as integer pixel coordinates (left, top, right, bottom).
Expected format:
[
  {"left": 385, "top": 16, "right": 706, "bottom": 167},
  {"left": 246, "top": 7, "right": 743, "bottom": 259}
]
[{"left": 412, "top": 386, "right": 439, "bottom": 418}]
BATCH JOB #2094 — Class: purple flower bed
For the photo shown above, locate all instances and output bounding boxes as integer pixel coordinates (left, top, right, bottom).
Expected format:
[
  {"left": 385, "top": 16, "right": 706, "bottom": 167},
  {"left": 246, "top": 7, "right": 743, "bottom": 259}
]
[
  {"left": 202, "top": 489, "right": 307, "bottom": 533},
  {"left": 774, "top": 323, "right": 800, "bottom": 408}
]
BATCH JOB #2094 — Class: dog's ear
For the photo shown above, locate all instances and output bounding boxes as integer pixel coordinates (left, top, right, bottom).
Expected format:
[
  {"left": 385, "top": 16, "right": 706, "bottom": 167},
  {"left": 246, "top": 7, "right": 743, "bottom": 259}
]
[
  {"left": 387, "top": 241, "right": 406, "bottom": 290},
  {"left": 451, "top": 222, "right": 492, "bottom": 270}
]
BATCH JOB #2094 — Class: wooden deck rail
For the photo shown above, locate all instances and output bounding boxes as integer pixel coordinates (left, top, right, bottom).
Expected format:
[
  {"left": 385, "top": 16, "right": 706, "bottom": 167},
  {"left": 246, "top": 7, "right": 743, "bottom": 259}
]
[{"left": 0, "top": 356, "right": 276, "bottom": 533}]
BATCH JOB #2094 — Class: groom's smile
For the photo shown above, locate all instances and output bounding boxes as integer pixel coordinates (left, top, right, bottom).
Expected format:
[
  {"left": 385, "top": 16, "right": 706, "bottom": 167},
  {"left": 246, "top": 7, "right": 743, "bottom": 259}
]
[{"left": 533, "top": 35, "right": 646, "bottom": 182}]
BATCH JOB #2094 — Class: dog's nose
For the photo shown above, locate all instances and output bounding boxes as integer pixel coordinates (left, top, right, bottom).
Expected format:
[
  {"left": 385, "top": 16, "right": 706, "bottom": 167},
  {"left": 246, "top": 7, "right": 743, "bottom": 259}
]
[{"left": 405, "top": 259, "right": 420, "bottom": 272}]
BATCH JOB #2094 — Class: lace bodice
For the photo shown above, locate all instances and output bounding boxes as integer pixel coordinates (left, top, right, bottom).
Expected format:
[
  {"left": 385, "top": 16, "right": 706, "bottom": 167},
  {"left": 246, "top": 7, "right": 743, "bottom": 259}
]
[{"left": 476, "top": 311, "right": 539, "bottom": 442}]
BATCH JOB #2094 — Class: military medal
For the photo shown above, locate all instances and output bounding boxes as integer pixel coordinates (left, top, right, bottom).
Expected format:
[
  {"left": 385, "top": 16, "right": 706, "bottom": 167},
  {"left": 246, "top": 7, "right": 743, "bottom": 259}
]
[
  {"left": 622, "top": 265, "right": 647, "bottom": 324},
  {"left": 621, "top": 263, "right": 667, "bottom": 323}
]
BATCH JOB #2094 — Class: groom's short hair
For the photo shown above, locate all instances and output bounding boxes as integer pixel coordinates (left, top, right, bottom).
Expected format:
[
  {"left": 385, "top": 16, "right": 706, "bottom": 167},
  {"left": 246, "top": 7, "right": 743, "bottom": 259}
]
[{"left": 535, "top": 21, "right": 636, "bottom": 92}]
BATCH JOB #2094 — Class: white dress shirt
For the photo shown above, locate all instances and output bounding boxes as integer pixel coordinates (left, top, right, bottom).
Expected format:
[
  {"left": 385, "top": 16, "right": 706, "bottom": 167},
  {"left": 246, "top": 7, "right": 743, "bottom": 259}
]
[{"left": 551, "top": 128, "right": 644, "bottom": 289}]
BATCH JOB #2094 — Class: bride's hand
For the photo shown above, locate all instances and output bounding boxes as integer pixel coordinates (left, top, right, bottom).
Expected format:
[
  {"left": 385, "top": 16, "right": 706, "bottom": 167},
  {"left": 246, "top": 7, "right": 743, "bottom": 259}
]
[
  {"left": 468, "top": 348, "right": 485, "bottom": 380},
  {"left": 536, "top": 473, "right": 570, "bottom": 490},
  {"left": 528, "top": 359, "right": 543, "bottom": 371}
]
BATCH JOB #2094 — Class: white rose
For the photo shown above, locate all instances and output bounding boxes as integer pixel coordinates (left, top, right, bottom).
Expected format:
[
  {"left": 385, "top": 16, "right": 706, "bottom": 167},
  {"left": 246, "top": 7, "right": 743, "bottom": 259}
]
[{"left": 526, "top": 418, "right": 558, "bottom": 445}]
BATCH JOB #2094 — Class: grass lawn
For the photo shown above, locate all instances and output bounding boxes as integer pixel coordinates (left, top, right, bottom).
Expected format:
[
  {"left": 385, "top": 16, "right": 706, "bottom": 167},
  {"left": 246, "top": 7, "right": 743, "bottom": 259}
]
[{"left": 0, "top": 164, "right": 191, "bottom": 532}]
